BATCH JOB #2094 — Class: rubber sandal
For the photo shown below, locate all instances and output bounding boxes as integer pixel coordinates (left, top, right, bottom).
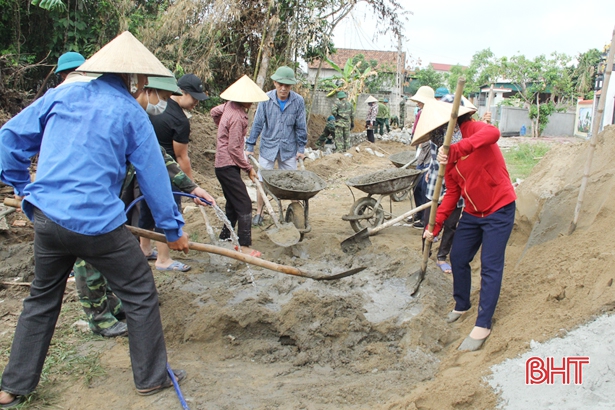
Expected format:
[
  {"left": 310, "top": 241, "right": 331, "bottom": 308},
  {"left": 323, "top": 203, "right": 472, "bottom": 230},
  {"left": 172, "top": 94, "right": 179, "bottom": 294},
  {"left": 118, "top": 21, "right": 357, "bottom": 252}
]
[
  {"left": 446, "top": 310, "right": 467, "bottom": 323},
  {"left": 234, "top": 246, "right": 262, "bottom": 258},
  {"left": 156, "top": 261, "right": 191, "bottom": 272},
  {"left": 437, "top": 261, "right": 452, "bottom": 274},
  {"left": 145, "top": 250, "right": 158, "bottom": 261},
  {"left": 137, "top": 369, "right": 187, "bottom": 396},
  {"left": 0, "top": 395, "right": 23, "bottom": 409}
]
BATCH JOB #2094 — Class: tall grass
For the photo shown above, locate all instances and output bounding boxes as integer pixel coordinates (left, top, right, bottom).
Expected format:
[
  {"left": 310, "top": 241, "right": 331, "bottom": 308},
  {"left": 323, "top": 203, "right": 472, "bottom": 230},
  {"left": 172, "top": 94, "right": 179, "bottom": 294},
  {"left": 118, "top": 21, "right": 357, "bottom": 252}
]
[{"left": 502, "top": 142, "right": 551, "bottom": 181}]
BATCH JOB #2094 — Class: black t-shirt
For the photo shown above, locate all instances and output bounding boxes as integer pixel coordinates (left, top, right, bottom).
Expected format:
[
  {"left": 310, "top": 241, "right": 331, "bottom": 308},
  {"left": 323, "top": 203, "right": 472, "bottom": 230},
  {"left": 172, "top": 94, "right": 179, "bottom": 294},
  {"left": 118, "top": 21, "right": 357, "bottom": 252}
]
[{"left": 149, "top": 98, "right": 190, "bottom": 160}]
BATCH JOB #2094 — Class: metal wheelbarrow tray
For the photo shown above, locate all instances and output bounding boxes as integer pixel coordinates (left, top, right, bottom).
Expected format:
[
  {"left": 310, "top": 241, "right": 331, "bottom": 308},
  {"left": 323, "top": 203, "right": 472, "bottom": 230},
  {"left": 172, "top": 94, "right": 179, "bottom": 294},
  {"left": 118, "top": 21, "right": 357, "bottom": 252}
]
[
  {"left": 345, "top": 168, "right": 421, "bottom": 196},
  {"left": 389, "top": 151, "right": 418, "bottom": 169}
]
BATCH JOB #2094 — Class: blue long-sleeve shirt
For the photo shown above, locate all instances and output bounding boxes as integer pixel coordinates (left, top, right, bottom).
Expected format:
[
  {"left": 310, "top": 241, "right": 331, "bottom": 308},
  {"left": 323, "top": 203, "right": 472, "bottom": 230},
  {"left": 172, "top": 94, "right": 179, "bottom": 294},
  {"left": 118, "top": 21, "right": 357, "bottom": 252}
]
[
  {"left": 246, "top": 89, "right": 307, "bottom": 162},
  {"left": 0, "top": 74, "right": 184, "bottom": 241}
]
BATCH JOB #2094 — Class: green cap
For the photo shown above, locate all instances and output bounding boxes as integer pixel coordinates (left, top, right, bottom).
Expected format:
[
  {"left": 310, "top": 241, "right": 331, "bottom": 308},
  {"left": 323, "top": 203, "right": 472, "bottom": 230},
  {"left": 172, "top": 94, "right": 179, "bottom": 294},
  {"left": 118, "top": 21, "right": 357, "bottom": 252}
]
[
  {"left": 337, "top": 91, "right": 347, "bottom": 98},
  {"left": 145, "top": 76, "right": 182, "bottom": 95},
  {"left": 270, "top": 66, "right": 297, "bottom": 85}
]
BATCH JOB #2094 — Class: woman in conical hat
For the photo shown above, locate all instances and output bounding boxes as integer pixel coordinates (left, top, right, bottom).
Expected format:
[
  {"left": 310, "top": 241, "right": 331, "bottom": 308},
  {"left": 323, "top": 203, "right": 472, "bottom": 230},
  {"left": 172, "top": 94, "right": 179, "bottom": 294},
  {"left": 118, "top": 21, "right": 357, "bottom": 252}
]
[
  {"left": 365, "top": 95, "right": 378, "bottom": 143},
  {"left": 421, "top": 94, "right": 516, "bottom": 352},
  {"left": 211, "top": 75, "right": 269, "bottom": 258}
]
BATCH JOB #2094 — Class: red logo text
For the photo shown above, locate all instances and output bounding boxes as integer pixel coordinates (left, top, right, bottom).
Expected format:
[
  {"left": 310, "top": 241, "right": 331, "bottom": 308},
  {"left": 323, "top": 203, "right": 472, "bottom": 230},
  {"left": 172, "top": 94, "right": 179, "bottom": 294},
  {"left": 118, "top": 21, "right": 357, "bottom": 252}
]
[{"left": 525, "top": 356, "right": 590, "bottom": 385}]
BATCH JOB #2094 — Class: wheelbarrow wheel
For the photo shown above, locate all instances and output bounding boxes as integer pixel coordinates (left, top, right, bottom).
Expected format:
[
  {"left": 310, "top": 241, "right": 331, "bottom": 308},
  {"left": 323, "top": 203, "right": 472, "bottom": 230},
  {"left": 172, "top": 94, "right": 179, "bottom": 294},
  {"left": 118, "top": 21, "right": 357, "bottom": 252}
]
[
  {"left": 349, "top": 197, "right": 385, "bottom": 233},
  {"left": 391, "top": 189, "right": 410, "bottom": 202},
  {"left": 285, "top": 202, "right": 305, "bottom": 230}
]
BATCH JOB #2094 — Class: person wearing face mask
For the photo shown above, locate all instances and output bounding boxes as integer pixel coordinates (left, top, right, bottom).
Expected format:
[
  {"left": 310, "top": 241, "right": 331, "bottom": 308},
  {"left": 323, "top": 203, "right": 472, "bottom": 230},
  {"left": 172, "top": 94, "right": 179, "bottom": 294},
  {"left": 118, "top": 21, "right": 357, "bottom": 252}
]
[
  {"left": 0, "top": 31, "right": 190, "bottom": 407},
  {"left": 146, "top": 73, "right": 208, "bottom": 271},
  {"left": 138, "top": 76, "right": 215, "bottom": 270}
]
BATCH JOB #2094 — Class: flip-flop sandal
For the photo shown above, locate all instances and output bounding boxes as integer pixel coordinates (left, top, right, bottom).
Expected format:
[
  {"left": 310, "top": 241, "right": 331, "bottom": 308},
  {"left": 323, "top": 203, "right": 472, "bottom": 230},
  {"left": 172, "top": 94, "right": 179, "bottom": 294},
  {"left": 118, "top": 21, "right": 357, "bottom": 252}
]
[
  {"left": 0, "top": 395, "right": 24, "bottom": 409},
  {"left": 234, "top": 246, "right": 262, "bottom": 258},
  {"left": 437, "top": 261, "right": 452, "bottom": 274},
  {"left": 137, "top": 369, "right": 187, "bottom": 396},
  {"left": 458, "top": 332, "right": 490, "bottom": 351},
  {"left": 156, "top": 261, "right": 191, "bottom": 272},
  {"left": 145, "top": 250, "right": 158, "bottom": 261}
]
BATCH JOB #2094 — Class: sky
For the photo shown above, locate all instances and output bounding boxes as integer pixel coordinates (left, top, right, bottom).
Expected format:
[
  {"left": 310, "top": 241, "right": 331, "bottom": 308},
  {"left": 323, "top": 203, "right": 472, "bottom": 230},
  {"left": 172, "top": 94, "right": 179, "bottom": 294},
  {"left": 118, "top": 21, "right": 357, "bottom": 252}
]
[{"left": 333, "top": 0, "right": 615, "bottom": 67}]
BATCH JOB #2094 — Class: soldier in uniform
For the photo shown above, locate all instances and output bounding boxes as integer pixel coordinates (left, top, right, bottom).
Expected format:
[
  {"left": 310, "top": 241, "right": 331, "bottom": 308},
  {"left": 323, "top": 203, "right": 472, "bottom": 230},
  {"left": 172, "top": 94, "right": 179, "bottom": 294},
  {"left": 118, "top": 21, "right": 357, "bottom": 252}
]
[
  {"left": 316, "top": 115, "right": 336, "bottom": 148},
  {"left": 399, "top": 95, "right": 407, "bottom": 130},
  {"left": 376, "top": 98, "right": 391, "bottom": 135},
  {"left": 331, "top": 91, "right": 354, "bottom": 152}
]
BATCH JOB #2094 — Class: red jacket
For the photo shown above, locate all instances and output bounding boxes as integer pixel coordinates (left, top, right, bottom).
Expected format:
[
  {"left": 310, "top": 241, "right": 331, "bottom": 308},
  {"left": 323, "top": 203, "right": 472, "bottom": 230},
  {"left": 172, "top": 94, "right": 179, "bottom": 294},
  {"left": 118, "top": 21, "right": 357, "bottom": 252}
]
[{"left": 432, "top": 120, "right": 516, "bottom": 236}]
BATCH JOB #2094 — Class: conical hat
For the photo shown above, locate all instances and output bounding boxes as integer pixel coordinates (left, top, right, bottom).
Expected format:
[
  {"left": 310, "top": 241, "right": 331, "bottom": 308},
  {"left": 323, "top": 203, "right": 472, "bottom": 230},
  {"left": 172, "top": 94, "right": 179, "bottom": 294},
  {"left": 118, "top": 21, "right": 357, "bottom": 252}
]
[
  {"left": 77, "top": 31, "right": 172, "bottom": 77},
  {"left": 220, "top": 75, "right": 268, "bottom": 103},
  {"left": 409, "top": 86, "right": 435, "bottom": 104},
  {"left": 365, "top": 95, "right": 378, "bottom": 103},
  {"left": 410, "top": 99, "right": 476, "bottom": 146}
]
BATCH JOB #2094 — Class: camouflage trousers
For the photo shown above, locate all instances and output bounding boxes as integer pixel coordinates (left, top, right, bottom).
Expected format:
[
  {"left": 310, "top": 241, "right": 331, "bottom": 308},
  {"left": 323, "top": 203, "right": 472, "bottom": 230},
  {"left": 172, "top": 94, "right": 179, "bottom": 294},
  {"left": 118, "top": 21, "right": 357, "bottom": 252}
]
[
  {"left": 73, "top": 259, "right": 124, "bottom": 333},
  {"left": 334, "top": 124, "right": 350, "bottom": 152},
  {"left": 400, "top": 114, "right": 406, "bottom": 130},
  {"left": 316, "top": 128, "right": 335, "bottom": 148},
  {"left": 376, "top": 118, "right": 390, "bottom": 135}
]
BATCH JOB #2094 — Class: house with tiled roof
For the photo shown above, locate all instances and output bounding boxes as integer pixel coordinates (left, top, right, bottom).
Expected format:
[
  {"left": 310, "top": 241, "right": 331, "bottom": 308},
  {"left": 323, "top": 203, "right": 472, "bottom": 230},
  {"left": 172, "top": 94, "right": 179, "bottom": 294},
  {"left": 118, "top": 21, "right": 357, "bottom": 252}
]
[
  {"left": 429, "top": 62, "right": 468, "bottom": 73},
  {"left": 307, "top": 48, "right": 405, "bottom": 89}
]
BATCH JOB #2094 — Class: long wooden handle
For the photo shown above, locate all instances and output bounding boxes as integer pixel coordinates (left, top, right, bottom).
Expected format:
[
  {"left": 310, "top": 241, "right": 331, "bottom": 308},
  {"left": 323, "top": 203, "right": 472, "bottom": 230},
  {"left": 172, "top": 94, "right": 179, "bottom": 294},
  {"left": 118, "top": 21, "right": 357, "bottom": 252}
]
[
  {"left": 248, "top": 156, "right": 281, "bottom": 227},
  {"left": 369, "top": 202, "right": 431, "bottom": 236},
  {"left": 128, "top": 226, "right": 310, "bottom": 279}
]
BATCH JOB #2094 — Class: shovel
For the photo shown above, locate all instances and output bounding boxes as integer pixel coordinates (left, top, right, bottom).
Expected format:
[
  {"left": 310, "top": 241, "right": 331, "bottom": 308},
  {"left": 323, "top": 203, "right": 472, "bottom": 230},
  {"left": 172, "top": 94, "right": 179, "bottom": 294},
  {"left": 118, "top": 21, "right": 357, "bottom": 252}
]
[
  {"left": 341, "top": 159, "right": 426, "bottom": 253},
  {"left": 248, "top": 156, "right": 301, "bottom": 247},
  {"left": 2, "top": 198, "right": 364, "bottom": 281},
  {"left": 408, "top": 78, "right": 466, "bottom": 296},
  {"left": 341, "top": 202, "right": 430, "bottom": 253}
]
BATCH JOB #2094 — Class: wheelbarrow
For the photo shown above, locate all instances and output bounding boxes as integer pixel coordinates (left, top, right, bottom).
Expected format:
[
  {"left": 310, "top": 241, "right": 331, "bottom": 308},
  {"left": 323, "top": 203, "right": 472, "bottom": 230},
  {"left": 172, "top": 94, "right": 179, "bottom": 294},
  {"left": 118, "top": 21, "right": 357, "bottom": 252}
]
[
  {"left": 259, "top": 158, "right": 328, "bottom": 240},
  {"left": 342, "top": 168, "right": 422, "bottom": 233},
  {"left": 388, "top": 151, "right": 418, "bottom": 202}
]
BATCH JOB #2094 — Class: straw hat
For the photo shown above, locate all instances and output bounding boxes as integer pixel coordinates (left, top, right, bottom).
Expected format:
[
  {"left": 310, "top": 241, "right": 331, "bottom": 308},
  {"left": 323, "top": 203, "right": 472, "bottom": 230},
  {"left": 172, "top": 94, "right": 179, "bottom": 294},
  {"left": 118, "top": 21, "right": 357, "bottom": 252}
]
[
  {"left": 220, "top": 75, "right": 268, "bottom": 103},
  {"left": 409, "top": 86, "right": 435, "bottom": 104},
  {"left": 410, "top": 99, "right": 476, "bottom": 146},
  {"left": 365, "top": 95, "right": 378, "bottom": 103},
  {"left": 77, "top": 31, "right": 172, "bottom": 77}
]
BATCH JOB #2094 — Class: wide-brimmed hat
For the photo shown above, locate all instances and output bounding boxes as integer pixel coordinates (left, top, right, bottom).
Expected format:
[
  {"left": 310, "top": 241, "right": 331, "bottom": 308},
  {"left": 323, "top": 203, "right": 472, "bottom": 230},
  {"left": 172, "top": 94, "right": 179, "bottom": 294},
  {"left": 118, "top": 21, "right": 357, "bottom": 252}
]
[
  {"left": 365, "top": 95, "right": 378, "bottom": 103},
  {"left": 77, "top": 31, "right": 172, "bottom": 77},
  {"left": 409, "top": 86, "right": 435, "bottom": 104},
  {"left": 410, "top": 99, "right": 476, "bottom": 146},
  {"left": 56, "top": 52, "right": 85, "bottom": 73},
  {"left": 270, "top": 66, "right": 297, "bottom": 85},
  {"left": 146, "top": 76, "right": 182, "bottom": 95},
  {"left": 220, "top": 75, "right": 268, "bottom": 103},
  {"left": 177, "top": 74, "right": 208, "bottom": 100}
]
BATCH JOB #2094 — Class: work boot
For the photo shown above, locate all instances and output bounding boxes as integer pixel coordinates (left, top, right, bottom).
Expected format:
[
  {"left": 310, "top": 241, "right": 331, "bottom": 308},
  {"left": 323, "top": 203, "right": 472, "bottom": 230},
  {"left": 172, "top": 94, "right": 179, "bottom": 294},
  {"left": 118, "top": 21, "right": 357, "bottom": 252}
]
[{"left": 93, "top": 321, "right": 128, "bottom": 338}]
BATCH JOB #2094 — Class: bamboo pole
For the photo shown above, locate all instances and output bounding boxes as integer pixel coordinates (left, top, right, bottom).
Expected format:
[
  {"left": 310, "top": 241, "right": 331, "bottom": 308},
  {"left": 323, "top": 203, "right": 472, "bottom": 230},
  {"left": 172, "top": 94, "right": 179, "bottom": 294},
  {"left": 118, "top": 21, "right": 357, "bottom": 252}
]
[{"left": 569, "top": 26, "right": 615, "bottom": 235}]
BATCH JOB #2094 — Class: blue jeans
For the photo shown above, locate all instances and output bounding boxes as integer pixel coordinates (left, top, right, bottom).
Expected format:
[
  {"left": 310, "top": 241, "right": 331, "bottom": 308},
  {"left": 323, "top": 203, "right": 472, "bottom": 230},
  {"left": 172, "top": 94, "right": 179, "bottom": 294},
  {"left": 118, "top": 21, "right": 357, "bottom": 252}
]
[
  {"left": 1, "top": 208, "right": 169, "bottom": 395},
  {"left": 450, "top": 201, "right": 515, "bottom": 329}
]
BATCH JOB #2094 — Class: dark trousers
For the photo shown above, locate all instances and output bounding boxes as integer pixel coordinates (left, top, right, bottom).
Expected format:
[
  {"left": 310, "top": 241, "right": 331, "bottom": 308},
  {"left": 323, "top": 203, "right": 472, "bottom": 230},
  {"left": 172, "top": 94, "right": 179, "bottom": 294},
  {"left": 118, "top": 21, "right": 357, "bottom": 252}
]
[
  {"left": 215, "top": 166, "right": 252, "bottom": 246},
  {"left": 422, "top": 205, "right": 462, "bottom": 261},
  {"left": 449, "top": 201, "right": 515, "bottom": 329},
  {"left": 1, "top": 208, "right": 168, "bottom": 395},
  {"left": 413, "top": 169, "right": 428, "bottom": 222},
  {"left": 139, "top": 187, "right": 182, "bottom": 233}
]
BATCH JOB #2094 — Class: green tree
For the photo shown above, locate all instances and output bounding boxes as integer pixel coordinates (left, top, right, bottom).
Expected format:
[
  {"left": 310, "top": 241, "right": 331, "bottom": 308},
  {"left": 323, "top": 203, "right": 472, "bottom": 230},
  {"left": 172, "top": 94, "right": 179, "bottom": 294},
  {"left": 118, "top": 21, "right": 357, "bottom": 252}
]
[
  {"left": 412, "top": 66, "right": 444, "bottom": 91},
  {"left": 572, "top": 48, "right": 601, "bottom": 100}
]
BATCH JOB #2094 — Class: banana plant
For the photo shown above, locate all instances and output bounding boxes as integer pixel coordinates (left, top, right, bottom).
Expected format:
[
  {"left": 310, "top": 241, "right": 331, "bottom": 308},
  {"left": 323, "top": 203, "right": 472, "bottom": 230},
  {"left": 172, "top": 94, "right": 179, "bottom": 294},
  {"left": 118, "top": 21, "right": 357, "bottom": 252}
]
[
  {"left": 32, "top": 0, "right": 67, "bottom": 11},
  {"left": 319, "top": 57, "right": 377, "bottom": 109}
]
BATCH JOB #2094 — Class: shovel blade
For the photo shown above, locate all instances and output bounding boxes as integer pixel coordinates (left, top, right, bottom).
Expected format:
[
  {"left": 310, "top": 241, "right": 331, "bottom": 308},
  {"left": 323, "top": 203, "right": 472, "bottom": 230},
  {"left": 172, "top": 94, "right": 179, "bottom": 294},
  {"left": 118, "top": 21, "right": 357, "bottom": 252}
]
[
  {"left": 407, "top": 268, "right": 425, "bottom": 296},
  {"left": 340, "top": 228, "right": 371, "bottom": 253},
  {"left": 312, "top": 266, "right": 367, "bottom": 281},
  {"left": 266, "top": 222, "right": 301, "bottom": 247}
]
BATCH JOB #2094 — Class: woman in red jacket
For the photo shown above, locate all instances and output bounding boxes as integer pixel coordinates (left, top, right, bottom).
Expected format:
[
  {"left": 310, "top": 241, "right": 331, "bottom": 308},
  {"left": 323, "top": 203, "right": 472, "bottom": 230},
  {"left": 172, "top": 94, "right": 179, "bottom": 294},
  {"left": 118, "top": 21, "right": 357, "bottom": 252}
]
[{"left": 423, "top": 110, "right": 516, "bottom": 351}]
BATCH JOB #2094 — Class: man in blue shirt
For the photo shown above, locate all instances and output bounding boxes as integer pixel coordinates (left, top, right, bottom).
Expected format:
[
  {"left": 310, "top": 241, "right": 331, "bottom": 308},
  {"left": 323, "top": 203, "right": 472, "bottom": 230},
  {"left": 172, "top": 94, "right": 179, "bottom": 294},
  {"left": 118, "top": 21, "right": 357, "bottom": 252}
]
[
  {"left": 245, "top": 66, "right": 308, "bottom": 225},
  {"left": 0, "top": 31, "right": 188, "bottom": 407}
]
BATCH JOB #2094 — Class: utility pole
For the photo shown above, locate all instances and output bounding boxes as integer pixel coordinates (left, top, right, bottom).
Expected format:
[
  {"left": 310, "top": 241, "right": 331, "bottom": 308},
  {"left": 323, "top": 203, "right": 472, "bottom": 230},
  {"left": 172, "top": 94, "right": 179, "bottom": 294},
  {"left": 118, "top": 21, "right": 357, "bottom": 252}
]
[{"left": 396, "top": 34, "right": 403, "bottom": 116}]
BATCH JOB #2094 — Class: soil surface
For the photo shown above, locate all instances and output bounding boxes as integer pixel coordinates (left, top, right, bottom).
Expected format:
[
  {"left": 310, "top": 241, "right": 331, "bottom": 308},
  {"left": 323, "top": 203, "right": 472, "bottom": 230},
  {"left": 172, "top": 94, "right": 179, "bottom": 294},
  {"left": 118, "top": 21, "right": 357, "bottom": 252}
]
[{"left": 1, "top": 110, "right": 613, "bottom": 410}]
